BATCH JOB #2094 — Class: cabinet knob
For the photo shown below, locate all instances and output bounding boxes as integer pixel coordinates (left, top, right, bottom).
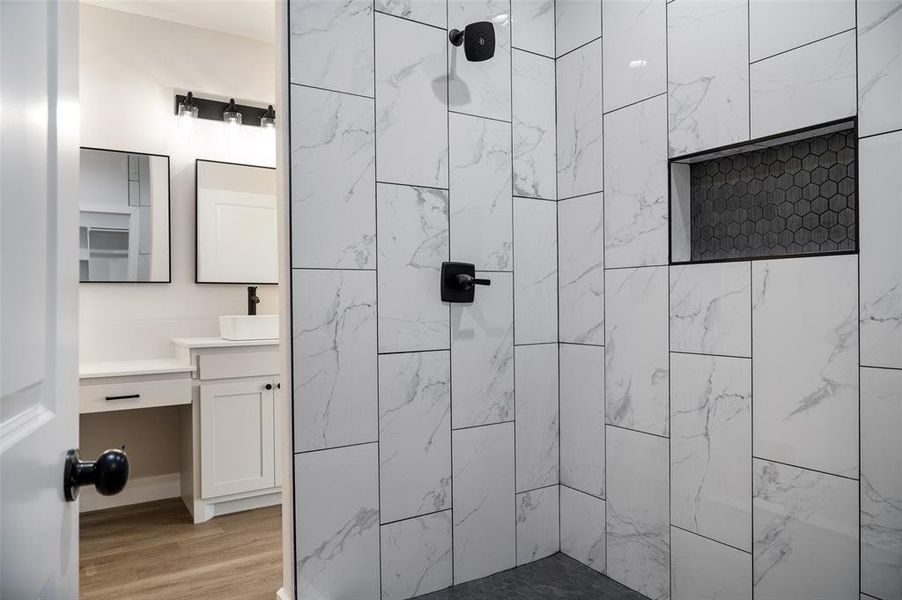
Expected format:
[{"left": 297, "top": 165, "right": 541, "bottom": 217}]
[
  {"left": 276, "top": 383, "right": 280, "bottom": 390},
  {"left": 265, "top": 383, "right": 273, "bottom": 391}
]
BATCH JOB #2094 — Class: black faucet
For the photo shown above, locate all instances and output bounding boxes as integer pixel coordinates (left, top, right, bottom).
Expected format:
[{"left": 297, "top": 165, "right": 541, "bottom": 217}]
[{"left": 247, "top": 286, "right": 260, "bottom": 316}]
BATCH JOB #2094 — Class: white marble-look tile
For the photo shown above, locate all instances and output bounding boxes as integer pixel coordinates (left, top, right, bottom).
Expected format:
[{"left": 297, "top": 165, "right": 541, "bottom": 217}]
[
  {"left": 555, "top": 0, "right": 601, "bottom": 57},
  {"left": 448, "top": 0, "right": 512, "bottom": 122},
  {"left": 560, "top": 344, "right": 605, "bottom": 498},
  {"left": 559, "top": 193, "right": 604, "bottom": 345},
  {"left": 752, "top": 255, "right": 858, "bottom": 478},
  {"left": 375, "top": 14, "right": 448, "bottom": 188},
  {"left": 512, "top": 49, "right": 557, "bottom": 200},
  {"left": 516, "top": 485, "right": 560, "bottom": 565},
  {"left": 377, "top": 183, "right": 449, "bottom": 353},
  {"left": 753, "top": 459, "right": 859, "bottom": 600},
  {"left": 381, "top": 511, "right": 453, "bottom": 600},
  {"left": 513, "top": 198, "right": 558, "bottom": 345},
  {"left": 671, "top": 353, "right": 751, "bottom": 552},
  {"left": 290, "top": 85, "right": 375, "bottom": 269},
  {"left": 376, "top": 0, "right": 447, "bottom": 28},
  {"left": 670, "top": 261, "right": 751, "bottom": 358},
  {"left": 293, "top": 270, "right": 377, "bottom": 452},
  {"left": 449, "top": 113, "right": 512, "bottom": 271},
  {"left": 511, "top": 0, "right": 555, "bottom": 57},
  {"left": 379, "top": 351, "right": 451, "bottom": 524},
  {"left": 860, "top": 131, "right": 902, "bottom": 370},
  {"left": 603, "top": 94, "right": 668, "bottom": 269},
  {"left": 452, "top": 422, "right": 516, "bottom": 583},
  {"left": 858, "top": 1, "right": 902, "bottom": 137},
  {"left": 289, "top": 0, "right": 375, "bottom": 97},
  {"left": 750, "top": 31, "right": 856, "bottom": 139},
  {"left": 605, "top": 266, "right": 669, "bottom": 437},
  {"left": 749, "top": 0, "right": 855, "bottom": 62},
  {"left": 602, "top": 0, "right": 666, "bottom": 112},
  {"left": 556, "top": 38, "right": 603, "bottom": 200},
  {"left": 606, "top": 425, "right": 670, "bottom": 599},
  {"left": 561, "top": 486, "right": 606, "bottom": 573},
  {"left": 671, "top": 527, "right": 752, "bottom": 600},
  {"left": 861, "top": 367, "right": 902, "bottom": 600},
  {"left": 515, "top": 344, "right": 559, "bottom": 491},
  {"left": 296, "top": 443, "right": 380, "bottom": 599},
  {"left": 667, "top": 0, "right": 749, "bottom": 157},
  {"left": 450, "top": 272, "right": 514, "bottom": 428}
]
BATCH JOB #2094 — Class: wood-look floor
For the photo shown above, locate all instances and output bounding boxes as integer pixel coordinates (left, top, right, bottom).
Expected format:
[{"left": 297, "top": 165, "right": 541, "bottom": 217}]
[{"left": 80, "top": 498, "right": 281, "bottom": 600}]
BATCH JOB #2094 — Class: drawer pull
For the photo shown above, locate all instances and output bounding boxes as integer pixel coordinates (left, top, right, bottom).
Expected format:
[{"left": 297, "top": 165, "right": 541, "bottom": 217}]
[{"left": 105, "top": 393, "right": 140, "bottom": 401}]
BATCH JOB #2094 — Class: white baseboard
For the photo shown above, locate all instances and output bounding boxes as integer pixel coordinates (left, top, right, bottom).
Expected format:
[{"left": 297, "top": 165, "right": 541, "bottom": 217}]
[{"left": 79, "top": 472, "right": 180, "bottom": 513}]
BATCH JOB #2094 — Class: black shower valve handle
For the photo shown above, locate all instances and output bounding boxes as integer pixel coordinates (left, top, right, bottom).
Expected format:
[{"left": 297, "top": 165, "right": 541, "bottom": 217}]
[{"left": 454, "top": 273, "right": 492, "bottom": 289}]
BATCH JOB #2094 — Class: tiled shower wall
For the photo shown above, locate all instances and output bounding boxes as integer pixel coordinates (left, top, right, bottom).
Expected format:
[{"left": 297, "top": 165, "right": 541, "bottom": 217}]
[
  {"left": 287, "top": 1, "right": 560, "bottom": 598},
  {"left": 287, "top": 1, "right": 902, "bottom": 599},
  {"left": 554, "top": 1, "right": 902, "bottom": 600}
]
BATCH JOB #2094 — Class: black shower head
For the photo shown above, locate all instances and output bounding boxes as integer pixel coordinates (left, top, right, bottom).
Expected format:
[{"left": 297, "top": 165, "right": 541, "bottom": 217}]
[{"left": 449, "top": 21, "right": 495, "bottom": 62}]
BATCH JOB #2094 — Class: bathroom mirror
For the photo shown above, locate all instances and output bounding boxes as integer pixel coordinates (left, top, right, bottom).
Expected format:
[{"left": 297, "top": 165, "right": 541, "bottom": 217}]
[
  {"left": 79, "top": 148, "right": 171, "bottom": 282},
  {"left": 195, "top": 159, "right": 278, "bottom": 284}
]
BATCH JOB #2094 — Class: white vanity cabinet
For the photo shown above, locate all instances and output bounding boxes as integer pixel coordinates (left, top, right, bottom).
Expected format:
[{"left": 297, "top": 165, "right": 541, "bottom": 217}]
[{"left": 174, "top": 337, "right": 283, "bottom": 523}]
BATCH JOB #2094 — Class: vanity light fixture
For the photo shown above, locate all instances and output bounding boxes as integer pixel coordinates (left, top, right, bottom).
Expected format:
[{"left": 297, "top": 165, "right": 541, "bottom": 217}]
[
  {"left": 177, "top": 91, "right": 199, "bottom": 119},
  {"left": 260, "top": 105, "right": 276, "bottom": 129},
  {"left": 173, "top": 93, "right": 274, "bottom": 127},
  {"left": 223, "top": 99, "right": 243, "bottom": 125}
]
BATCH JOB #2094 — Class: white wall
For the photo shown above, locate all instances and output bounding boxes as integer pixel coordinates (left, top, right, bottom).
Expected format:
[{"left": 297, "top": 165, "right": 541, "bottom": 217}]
[
  {"left": 78, "top": 4, "right": 277, "bottom": 485},
  {"left": 79, "top": 3, "right": 278, "bottom": 362}
]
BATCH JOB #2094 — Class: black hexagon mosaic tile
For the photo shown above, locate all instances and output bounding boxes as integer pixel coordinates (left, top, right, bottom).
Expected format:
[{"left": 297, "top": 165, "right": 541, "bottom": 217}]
[
  {"left": 413, "top": 553, "right": 647, "bottom": 600},
  {"left": 687, "top": 128, "right": 857, "bottom": 262}
]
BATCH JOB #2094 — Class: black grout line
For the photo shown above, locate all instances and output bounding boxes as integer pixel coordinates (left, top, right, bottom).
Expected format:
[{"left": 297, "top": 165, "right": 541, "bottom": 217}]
[
  {"left": 665, "top": 2, "right": 673, "bottom": 591},
  {"left": 294, "top": 439, "right": 379, "bottom": 456},
  {"left": 444, "top": 0, "right": 455, "bottom": 582},
  {"left": 380, "top": 507, "right": 453, "bottom": 527},
  {"left": 602, "top": 91, "right": 668, "bottom": 117},
  {"left": 604, "top": 263, "right": 669, "bottom": 272},
  {"left": 374, "top": 9, "right": 447, "bottom": 32},
  {"left": 858, "top": 126, "right": 902, "bottom": 140},
  {"left": 449, "top": 109, "right": 512, "bottom": 125},
  {"left": 605, "top": 422, "right": 670, "bottom": 441},
  {"left": 518, "top": 482, "right": 560, "bottom": 496},
  {"left": 670, "top": 524, "right": 752, "bottom": 556},
  {"left": 671, "top": 349, "right": 751, "bottom": 361},
  {"left": 749, "top": 27, "right": 857, "bottom": 65},
  {"left": 512, "top": 45, "right": 555, "bottom": 60},
  {"left": 859, "top": 364, "right": 902, "bottom": 372},
  {"left": 560, "top": 341, "right": 605, "bottom": 348},
  {"left": 749, "top": 256, "right": 755, "bottom": 600},
  {"left": 752, "top": 455, "right": 860, "bottom": 483},
  {"left": 452, "top": 419, "right": 516, "bottom": 433},
  {"left": 377, "top": 347, "right": 450, "bottom": 356},
  {"left": 556, "top": 34, "right": 602, "bottom": 61},
  {"left": 560, "top": 483, "right": 606, "bottom": 503},
  {"left": 558, "top": 189, "right": 604, "bottom": 203},
  {"left": 552, "top": 0, "right": 561, "bottom": 556},
  {"left": 514, "top": 341, "right": 558, "bottom": 348},
  {"left": 289, "top": 81, "right": 375, "bottom": 101},
  {"left": 376, "top": 179, "right": 449, "bottom": 192}
]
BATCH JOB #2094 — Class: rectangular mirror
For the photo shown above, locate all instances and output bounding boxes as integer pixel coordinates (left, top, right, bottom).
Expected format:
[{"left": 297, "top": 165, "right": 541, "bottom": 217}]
[
  {"left": 79, "top": 148, "right": 171, "bottom": 282},
  {"left": 195, "top": 160, "right": 278, "bottom": 284}
]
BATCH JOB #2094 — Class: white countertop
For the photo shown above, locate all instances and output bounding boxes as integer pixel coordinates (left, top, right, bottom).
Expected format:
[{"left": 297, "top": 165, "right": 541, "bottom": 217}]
[
  {"left": 79, "top": 358, "right": 196, "bottom": 379},
  {"left": 171, "top": 336, "right": 280, "bottom": 349}
]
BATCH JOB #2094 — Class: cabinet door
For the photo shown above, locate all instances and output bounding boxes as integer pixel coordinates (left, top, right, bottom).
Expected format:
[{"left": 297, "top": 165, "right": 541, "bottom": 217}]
[{"left": 200, "top": 378, "right": 275, "bottom": 498}]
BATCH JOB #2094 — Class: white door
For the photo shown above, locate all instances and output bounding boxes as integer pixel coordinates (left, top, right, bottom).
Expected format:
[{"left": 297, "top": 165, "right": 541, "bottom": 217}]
[
  {"left": 200, "top": 378, "right": 276, "bottom": 498},
  {"left": 1, "top": 1, "right": 81, "bottom": 598}
]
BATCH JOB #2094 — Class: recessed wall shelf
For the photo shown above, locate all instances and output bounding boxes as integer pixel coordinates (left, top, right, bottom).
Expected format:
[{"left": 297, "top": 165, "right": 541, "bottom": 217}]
[{"left": 669, "top": 119, "right": 858, "bottom": 264}]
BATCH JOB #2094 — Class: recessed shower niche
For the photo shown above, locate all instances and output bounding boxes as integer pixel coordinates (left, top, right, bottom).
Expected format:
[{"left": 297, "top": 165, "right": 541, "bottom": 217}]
[{"left": 670, "top": 119, "right": 858, "bottom": 264}]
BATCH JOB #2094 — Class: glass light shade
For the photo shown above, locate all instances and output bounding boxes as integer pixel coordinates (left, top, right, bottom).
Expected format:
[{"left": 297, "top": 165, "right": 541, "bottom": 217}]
[
  {"left": 260, "top": 116, "right": 275, "bottom": 129},
  {"left": 223, "top": 111, "right": 242, "bottom": 125},
  {"left": 178, "top": 103, "right": 199, "bottom": 119}
]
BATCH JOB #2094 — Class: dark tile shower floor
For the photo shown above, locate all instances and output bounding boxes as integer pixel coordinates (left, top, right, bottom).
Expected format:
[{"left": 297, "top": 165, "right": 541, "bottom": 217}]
[{"left": 415, "top": 553, "right": 648, "bottom": 600}]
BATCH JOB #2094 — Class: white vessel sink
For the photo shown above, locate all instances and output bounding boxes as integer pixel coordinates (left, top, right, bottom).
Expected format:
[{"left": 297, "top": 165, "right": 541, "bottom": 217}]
[{"left": 219, "top": 315, "right": 279, "bottom": 341}]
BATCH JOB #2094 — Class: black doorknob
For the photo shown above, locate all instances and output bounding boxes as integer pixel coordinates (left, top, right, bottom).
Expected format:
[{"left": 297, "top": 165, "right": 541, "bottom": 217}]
[
  {"left": 265, "top": 383, "right": 273, "bottom": 390},
  {"left": 63, "top": 448, "right": 129, "bottom": 502}
]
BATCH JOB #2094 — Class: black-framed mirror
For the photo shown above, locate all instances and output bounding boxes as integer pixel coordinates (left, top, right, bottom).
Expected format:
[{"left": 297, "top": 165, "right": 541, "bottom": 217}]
[
  {"left": 195, "top": 159, "right": 278, "bottom": 285},
  {"left": 79, "top": 147, "right": 171, "bottom": 283}
]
